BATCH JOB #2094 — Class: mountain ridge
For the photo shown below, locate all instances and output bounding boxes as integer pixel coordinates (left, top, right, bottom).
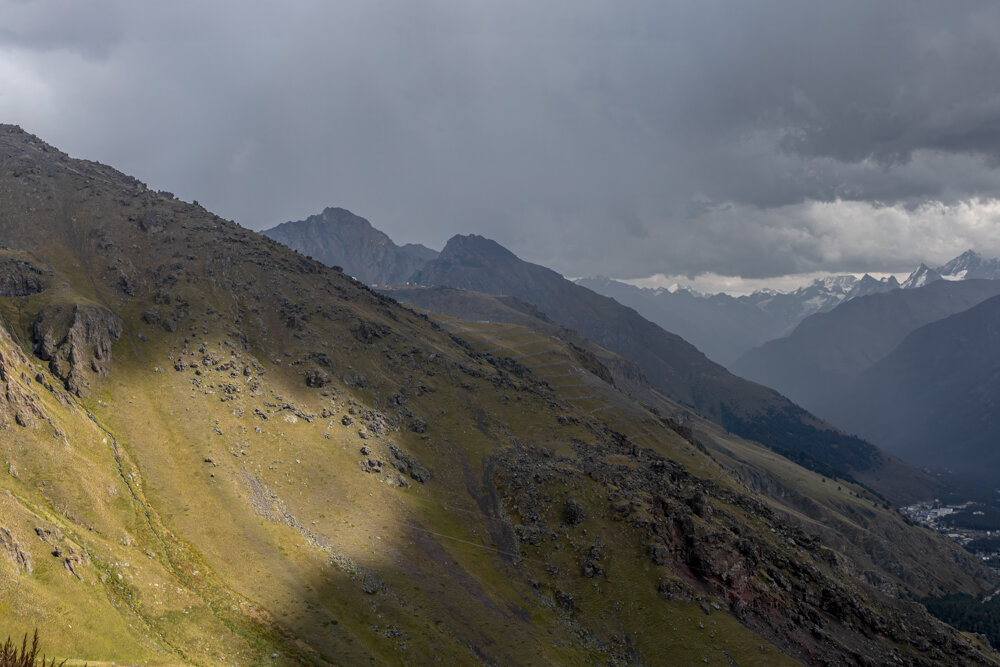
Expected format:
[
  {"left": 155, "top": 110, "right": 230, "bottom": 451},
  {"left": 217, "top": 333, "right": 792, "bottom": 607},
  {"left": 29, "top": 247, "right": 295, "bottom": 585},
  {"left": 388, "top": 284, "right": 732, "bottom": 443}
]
[
  {"left": 0, "top": 124, "right": 996, "bottom": 664},
  {"left": 267, "top": 211, "right": 938, "bottom": 501}
]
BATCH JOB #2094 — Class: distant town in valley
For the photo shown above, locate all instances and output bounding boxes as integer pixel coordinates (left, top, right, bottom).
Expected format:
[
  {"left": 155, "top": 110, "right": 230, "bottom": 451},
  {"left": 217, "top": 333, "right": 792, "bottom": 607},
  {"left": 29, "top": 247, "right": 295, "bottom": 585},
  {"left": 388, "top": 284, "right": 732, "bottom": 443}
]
[{"left": 902, "top": 495, "right": 1000, "bottom": 573}]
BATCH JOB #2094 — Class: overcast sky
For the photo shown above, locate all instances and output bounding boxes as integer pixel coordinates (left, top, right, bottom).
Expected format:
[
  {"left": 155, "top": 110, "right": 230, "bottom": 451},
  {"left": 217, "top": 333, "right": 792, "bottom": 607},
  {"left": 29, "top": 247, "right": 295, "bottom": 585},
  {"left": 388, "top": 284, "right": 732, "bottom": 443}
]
[{"left": 4, "top": 1, "right": 1000, "bottom": 284}]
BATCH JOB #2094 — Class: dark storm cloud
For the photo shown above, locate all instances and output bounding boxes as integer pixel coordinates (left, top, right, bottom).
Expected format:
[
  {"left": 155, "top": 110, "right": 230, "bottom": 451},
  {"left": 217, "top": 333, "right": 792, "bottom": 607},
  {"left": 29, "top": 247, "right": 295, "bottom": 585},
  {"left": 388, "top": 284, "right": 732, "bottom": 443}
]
[
  {"left": 4, "top": 0, "right": 1000, "bottom": 279},
  {"left": 0, "top": 0, "right": 123, "bottom": 59}
]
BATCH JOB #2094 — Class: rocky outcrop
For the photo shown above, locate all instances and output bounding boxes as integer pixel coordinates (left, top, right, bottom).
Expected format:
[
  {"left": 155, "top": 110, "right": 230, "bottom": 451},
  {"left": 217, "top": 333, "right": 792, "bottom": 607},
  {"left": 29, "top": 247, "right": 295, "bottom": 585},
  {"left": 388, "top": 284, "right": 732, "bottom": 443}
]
[
  {"left": 0, "top": 323, "right": 44, "bottom": 428},
  {"left": 351, "top": 319, "right": 390, "bottom": 344},
  {"left": 493, "top": 436, "right": 995, "bottom": 666},
  {"left": 32, "top": 304, "right": 123, "bottom": 396},
  {"left": 0, "top": 257, "right": 49, "bottom": 297},
  {"left": 34, "top": 525, "right": 89, "bottom": 579},
  {"left": 0, "top": 526, "right": 32, "bottom": 573},
  {"left": 305, "top": 369, "right": 331, "bottom": 387}
]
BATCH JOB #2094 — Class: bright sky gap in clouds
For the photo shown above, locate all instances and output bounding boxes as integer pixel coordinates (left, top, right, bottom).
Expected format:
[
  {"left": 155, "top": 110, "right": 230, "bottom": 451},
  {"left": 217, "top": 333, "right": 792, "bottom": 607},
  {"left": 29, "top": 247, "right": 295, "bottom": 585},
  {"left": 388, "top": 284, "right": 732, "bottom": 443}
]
[
  {"left": 620, "top": 271, "right": 910, "bottom": 298},
  {"left": 3, "top": 1, "right": 1000, "bottom": 282}
]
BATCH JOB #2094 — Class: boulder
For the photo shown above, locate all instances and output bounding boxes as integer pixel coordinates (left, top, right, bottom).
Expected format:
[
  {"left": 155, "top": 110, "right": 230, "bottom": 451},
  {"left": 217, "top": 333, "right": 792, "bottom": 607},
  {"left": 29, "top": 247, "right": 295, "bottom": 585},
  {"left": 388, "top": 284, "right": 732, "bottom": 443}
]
[{"left": 305, "top": 369, "right": 331, "bottom": 388}]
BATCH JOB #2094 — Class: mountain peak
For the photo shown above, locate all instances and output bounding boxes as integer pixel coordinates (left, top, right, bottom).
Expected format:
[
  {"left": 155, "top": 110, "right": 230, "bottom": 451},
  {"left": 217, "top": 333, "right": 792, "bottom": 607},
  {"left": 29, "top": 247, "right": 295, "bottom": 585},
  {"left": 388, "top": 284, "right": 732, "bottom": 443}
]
[
  {"left": 440, "top": 233, "right": 517, "bottom": 261},
  {"left": 319, "top": 205, "right": 367, "bottom": 222},
  {"left": 938, "top": 248, "right": 1000, "bottom": 280},
  {"left": 261, "top": 207, "right": 437, "bottom": 284},
  {"left": 901, "top": 263, "right": 943, "bottom": 289}
]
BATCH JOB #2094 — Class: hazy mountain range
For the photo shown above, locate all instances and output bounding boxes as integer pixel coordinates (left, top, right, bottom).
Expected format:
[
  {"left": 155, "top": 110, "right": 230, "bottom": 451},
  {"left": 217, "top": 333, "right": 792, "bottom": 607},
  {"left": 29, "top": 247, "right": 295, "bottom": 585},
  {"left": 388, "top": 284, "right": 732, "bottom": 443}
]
[
  {"left": 576, "top": 273, "right": 899, "bottom": 364},
  {"left": 828, "top": 293, "right": 1000, "bottom": 481},
  {"left": 731, "top": 279, "right": 1000, "bottom": 419},
  {"left": 733, "top": 277, "right": 1000, "bottom": 484},
  {"left": 577, "top": 250, "right": 1000, "bottom": 365}
]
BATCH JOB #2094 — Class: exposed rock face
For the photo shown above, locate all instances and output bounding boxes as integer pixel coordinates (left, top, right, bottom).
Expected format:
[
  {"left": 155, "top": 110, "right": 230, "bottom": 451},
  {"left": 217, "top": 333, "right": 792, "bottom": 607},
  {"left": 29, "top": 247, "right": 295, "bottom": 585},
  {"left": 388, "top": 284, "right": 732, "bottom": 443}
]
[
  {"left": 35, "top": 525, "right": 89, "bottom": 579},
  {"left": 0, "top": 257, "right": 49, "bottom": 297},
  {"left": 387, "top": 443, "right": 430, "bottom": 483},
  {"left": 0, "top": 526, "right": 32, "bottom": 573},
  {"left": 32, "top": 304, "right": 123, "bottom": 396},
  {"left": 0, "top": 323, "right": 44, "bottom": 428},
  {"left": 351, "top": 319, "right": 390, "bottom": 344},
  {"left": 262, "top": 207, "right": 438, "bottom": 286}
]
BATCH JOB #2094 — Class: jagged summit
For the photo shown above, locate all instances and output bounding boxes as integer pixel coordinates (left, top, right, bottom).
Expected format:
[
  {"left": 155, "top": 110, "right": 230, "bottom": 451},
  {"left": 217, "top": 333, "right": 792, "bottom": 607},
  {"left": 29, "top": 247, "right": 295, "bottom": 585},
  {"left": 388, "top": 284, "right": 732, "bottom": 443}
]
[
  {"left": 901, "top": 263, "right": 943, "bottom": 289},
  {"left": 939, "top": 249, "right": 1000, "bottom": 280},
  {"left": 849, "top": 272, "right": 900, "bottom": 298},
  {"left": 896, "top": 250, "right": 1000, "bottom": 289}
]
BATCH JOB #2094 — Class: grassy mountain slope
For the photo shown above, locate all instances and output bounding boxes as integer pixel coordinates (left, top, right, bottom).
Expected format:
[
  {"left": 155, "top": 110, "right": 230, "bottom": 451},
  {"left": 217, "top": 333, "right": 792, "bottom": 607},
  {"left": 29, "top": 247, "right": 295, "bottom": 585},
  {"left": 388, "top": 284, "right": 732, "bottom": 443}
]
[
  {"left": 381, "top": 285, "right": 988, "bottom": 588},
  {"left": 0, "top": 124, "right": 995, "bottom": 665},
  {"left": 407, "top": 235, "right": 933, "bottom": 500}
]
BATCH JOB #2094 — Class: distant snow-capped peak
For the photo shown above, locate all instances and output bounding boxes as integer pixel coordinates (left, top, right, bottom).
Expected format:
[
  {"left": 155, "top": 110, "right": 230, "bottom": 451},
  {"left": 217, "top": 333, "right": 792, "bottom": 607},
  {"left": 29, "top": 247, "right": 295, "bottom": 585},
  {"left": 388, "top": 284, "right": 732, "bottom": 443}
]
[
  {"left": 901, "top": 263, "right": 943, "bottom": 290},
  {"left": 899, "top": 250, "right": 1000, "bottom": 289}
]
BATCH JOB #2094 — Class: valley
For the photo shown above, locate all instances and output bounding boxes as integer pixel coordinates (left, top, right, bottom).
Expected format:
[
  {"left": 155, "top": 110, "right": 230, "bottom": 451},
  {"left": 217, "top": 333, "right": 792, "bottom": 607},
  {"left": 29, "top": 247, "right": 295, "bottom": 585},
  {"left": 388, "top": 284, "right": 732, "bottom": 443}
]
[{"left": 1, "top": 124, "right": 998, "bottom": 664}]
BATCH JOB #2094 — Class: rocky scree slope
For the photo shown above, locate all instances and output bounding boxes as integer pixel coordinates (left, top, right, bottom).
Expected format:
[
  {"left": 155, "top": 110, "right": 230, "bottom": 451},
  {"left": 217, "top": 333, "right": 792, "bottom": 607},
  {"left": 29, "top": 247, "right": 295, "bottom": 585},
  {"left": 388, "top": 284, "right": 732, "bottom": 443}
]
[{"left": 0, "top": 124, "right": 995, "bottom": 665}]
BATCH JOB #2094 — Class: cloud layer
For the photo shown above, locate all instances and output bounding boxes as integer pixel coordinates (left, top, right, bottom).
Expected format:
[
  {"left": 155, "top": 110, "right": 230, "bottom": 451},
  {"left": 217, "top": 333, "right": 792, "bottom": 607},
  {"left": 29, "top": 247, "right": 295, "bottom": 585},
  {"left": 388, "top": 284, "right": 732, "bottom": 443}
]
[{"left": 3, "top": 1, "right": 1000, "bottom": 279}]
